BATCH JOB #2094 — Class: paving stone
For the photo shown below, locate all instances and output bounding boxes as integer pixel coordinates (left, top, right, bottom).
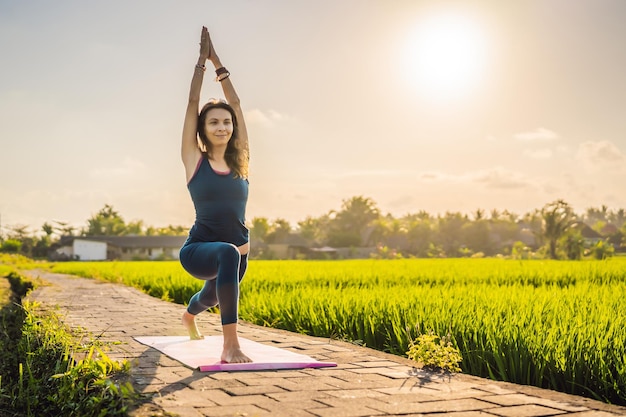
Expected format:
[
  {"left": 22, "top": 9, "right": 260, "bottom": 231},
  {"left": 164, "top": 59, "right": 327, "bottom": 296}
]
[
  {"left": 154, "top": 389, "right": 218, "bottom": 408},
  {"left": 254, "top": 407, "right": 319, "bottom": 417},
  {"left": 304, "top": 369, "right": 373, "bottom": 379},
  {"left": 353, "top": 361, "right": 411, "bottom": 368},
  {"left": 473, "top": 384, "right": 519, "bottom": 395},
  {"left": 482, "top": 393, "right": 552, "bottom": 406},
  {"left": 157, "top": 406, "right": 205, "bottom": 417},
  {"left": 245, "top": 369, "right": 311, "bottom": 378},
  {"left": 197, "top": 404, "right": 272, "bottom": 417},
  {"left": 347, "top": 366, "right": 414, "bottom": 378},
  {"left": 231, "top": 394, "right": 281, "bottom": 411},
  {"left": 152, "top": 369, "right": 195, "bottom": 384},
  {"left": 488, "top": 404, "right": 567, "bottom": 416},
  {"left": 379, "top": 393, "right": 443, "bottom": 405},
  {"left": 324, "top": 389, "right": 389, "bottom": 399},
  {"left": 156, "top": 357, "right": 189, "bottom": 367},
  {"left": 308, "top": 405, "right": 385, "bottom": 417},
  {"left": 329, "top": 363, "right": 360, "bottom": 370},
  {"left": 222, "top": 384, "right": 288, "bottom": 396},
  {"left": 232, "top": 376, "right": 294, "bottom": 388},
  {"left": 285, "top": 375, "right": 361, "bottom": 388},
  {"left": 330, "top": 379, "right": 398, "bottom": 391},
  {"left": 193, "top": 389, "right": 268, "bottom": 406},
  {"left": 265, "top": 390, "right": 336, "bottom": 403},
  {"left": 135, "top": 383, "right": 169, "bottom": 394},
  {"left": 187, "top": 378, "right": 247, "bottom": 391},
  {"left": 316, "top": 396, "right": 392, "bottom": 411},
  {"left": 531, "top": 398, "right": 590, "bottom": 413},
  {"left": 380, "top": 386, "right": 493, "bottom": 403},
  {"left": 173, "top": 368, "right": 198, "bottom": 379},
  {"left": 378, "top": 370, "right": 419, "bottom": 379},
  {"left": 371, "top": 398, "right": 500, "bottom": 414},
  {"left": 430, "top": 380, "right": 491, "bottom": 392},
  {"left": 208, "top": 372, "right": 253, "bottom": 381},
  {"left": 375, "top": 385, "right": 442, "bottom": 397}
]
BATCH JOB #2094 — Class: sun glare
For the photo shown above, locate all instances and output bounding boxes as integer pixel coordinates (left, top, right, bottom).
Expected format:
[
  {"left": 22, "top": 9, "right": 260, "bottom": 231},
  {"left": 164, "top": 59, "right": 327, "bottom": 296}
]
[{"left": 402, "top": 11, "right": 488, "bottom": 101}]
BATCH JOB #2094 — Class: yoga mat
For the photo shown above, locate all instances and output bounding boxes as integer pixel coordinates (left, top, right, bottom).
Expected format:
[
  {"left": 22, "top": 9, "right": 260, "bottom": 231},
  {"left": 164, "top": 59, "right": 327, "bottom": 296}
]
[{"left": 134, "top": 336, "right": 337, "bottom": 372}]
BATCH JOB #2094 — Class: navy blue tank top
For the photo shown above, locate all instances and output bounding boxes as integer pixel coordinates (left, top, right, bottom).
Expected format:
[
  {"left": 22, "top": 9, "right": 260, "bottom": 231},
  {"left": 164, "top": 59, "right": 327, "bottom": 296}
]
[{"left": 187, "top": 157, "right": 249, "bottom": 246}]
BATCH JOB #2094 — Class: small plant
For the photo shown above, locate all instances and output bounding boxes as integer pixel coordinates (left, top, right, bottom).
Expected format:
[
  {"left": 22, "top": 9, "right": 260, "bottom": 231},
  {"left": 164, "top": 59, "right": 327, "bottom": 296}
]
[
  {"left": 0, "top": 240, "right": 22, "bottom": 254},
  {"left": 371, "top": 245, "right": 403, "bottom": 259},
  {"left": 592, "top": 240, "right": 615, "bottom": 260},
  {"left": 7, "top": 271, "right": 34, "bottom": 298},
  {"left": 407, "top": 330, "right": 463, "bottom": 373}
]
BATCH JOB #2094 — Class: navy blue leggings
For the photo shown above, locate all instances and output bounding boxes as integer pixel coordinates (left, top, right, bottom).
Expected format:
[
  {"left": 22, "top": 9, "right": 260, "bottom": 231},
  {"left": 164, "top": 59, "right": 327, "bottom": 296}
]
[{"left": 179, "top": 240, "right": 248, "bottom": 325}]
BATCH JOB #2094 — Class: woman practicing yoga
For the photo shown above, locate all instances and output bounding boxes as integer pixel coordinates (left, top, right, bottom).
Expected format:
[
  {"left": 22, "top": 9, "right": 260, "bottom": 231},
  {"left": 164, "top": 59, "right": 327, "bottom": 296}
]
[{"left": 179, "top": 26, "right": 251, "bottom": 364}]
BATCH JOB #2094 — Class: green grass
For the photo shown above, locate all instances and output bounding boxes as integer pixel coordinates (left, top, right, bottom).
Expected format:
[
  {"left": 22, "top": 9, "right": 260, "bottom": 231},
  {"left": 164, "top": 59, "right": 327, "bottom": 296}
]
[
  {"left": 0, "top": 273, "right": 11, "bottom": 303},
  {"left": 0, "top": 271, "right": 141, "bottom": 416},
  {"left": 48, "top": 257, "right": 626, "bottom": 404}
]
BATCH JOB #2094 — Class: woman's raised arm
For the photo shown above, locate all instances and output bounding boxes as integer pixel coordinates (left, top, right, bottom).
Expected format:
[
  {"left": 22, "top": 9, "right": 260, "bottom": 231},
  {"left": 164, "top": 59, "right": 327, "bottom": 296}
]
[
  {"left": 207, "top": 32, "right": 249, "bottom": 156},
  {"left": 181, "top": 27, "right": 210, "bottom": 177}
]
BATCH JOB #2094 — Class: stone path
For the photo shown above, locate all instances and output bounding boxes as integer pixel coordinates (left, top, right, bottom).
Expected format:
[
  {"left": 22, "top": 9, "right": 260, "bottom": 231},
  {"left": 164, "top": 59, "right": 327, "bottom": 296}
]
[{"left": 24, "top": 271, "right": 626, "bottom": 417}]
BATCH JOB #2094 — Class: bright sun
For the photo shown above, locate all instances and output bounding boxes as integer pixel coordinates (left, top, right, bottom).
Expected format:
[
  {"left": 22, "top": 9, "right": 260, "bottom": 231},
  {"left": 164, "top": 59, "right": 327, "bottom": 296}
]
[{"left": 403, "top": 11, "right": 488, "bottom": 101}]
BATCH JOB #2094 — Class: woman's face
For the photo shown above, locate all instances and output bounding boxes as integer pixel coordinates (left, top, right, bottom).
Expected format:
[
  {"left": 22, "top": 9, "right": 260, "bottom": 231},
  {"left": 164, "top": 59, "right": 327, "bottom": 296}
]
[{"left": 203, "top": 108, "right": 234, "bottom": 146}]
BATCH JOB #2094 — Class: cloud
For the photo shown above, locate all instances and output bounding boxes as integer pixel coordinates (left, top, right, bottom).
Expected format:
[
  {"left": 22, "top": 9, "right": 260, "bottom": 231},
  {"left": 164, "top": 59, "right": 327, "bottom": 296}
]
[
  {"left": 418, "top": 171, "right": 449, "bottom": 182},
  {"left": 417, "top": 167, "right": 534, "bottom": 190},
  {"left": 245, "top": 108, "right": 287, "bottom": 128},
  {"left": 513, "top": 127, "right": 559, "bottom": 141},
  {"left": 89, "top": 157, "right": 146, "bottom": 179},
  {"left": 388, "top": 194, "right": 415, "bottom": 208},
  {"left": 337, "top": 169, "right": 406, "bottom": 178},
  {"left": 470, "top": 167, "right": 533, "bottom": 189},
  {"left": 523, "top": 149, "right": 553, "bottom": 159},
  {"left": 575, "top": 140, "right": 626, "bottom": 170}
]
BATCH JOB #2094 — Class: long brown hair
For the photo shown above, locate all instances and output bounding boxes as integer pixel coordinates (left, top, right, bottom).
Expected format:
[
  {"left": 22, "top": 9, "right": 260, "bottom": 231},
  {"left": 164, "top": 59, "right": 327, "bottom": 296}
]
[{"left": 197, "top": 99, "right": 249, "bottom": 178}]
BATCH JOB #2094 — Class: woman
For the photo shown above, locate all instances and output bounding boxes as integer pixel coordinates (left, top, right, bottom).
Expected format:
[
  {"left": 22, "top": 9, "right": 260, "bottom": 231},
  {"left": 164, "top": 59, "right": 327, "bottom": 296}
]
[{"left": 179, "top": 26, "right": 251, "bottom": 364}]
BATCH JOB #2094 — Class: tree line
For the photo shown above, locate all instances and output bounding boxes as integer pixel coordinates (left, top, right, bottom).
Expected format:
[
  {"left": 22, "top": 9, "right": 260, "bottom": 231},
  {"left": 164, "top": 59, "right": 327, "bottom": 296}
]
[
  {"left": 250, "top": 197, "right": 624, "bottom": 260},
  {"left": 1, "top": 198, "right": 625, "bottom": 260},
  {"left": 0, "top": 204, "right": 187, "bottom": 258}
]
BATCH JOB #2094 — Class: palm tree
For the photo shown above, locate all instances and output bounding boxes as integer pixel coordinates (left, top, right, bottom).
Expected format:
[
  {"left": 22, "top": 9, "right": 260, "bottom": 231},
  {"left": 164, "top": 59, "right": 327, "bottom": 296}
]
[
  {"left": 521, "top": 209, "right": 543, "bottom": 247},
  {"left": 327, "top": 196, "right": 380, "bottom": 247},
  {"left": 541, "top": 199, "right": 576, "bottom": 259},
  {"left": 562, "top": 230, "right": 584, "bottom": 260},
  {"left": 502, "top": 210, "right": 519, "bottom": 223},
  {"left": 609, "top": 208, "right": 626, "bottom": 228}
]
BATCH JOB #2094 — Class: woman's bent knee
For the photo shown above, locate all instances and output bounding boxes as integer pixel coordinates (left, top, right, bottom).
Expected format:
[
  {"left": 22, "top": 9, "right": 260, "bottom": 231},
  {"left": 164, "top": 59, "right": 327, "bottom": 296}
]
[{"left": 217, "top": 243, "right": 241, "bottom": 263}]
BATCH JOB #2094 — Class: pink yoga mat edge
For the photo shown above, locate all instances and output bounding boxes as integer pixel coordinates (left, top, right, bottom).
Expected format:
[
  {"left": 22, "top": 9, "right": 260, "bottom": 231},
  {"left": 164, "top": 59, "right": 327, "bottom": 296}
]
[{"left": 198, "top": 361, "right": 337, "bottom": 372}]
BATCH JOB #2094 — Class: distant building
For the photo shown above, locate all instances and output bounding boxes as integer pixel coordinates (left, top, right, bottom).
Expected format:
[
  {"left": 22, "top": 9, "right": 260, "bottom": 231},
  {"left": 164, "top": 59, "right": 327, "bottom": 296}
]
[
  {"left": 266, "top": 233, "right": 311, "bottom": 259},
  {"left": 600, "top": 223, "right": 619, "bottom": 236},
  {"left": 571, "top": 222, "right": 603, "bottom": 247},
  {"left": 51, "top": 235, "right": 187, "bottom": 261}
]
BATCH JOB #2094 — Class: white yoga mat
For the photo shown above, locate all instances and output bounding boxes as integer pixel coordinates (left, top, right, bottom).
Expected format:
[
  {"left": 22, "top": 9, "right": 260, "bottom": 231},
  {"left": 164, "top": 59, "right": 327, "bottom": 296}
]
[{"left": 134, "top": 336, "right": 337, "bottom": 372}]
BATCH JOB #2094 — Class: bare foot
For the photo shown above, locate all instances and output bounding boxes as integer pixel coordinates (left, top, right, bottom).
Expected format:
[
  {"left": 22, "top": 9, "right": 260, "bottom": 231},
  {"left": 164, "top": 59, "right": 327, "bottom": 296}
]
[
  {"left": 182, "top": 311, "right": 204, "bottom": 340},
  {"left": 220, "top": 323, "right": 251, "bottom": 363},
  {"left": 221, "top": 345, "right": 252, "bottom": 363}
]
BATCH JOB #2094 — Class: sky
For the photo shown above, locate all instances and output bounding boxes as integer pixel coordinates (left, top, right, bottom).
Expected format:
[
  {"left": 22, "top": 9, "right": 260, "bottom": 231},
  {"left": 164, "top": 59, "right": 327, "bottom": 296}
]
[{"left": 1, "top": 0, "right": 625, "bottom": 234}]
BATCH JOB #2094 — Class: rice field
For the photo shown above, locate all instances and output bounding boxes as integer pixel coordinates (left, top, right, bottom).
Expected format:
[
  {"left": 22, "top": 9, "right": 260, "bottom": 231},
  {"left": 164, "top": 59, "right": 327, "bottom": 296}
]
[{"left": 48, "top": 258, "right": 626, "bottom": 404}]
